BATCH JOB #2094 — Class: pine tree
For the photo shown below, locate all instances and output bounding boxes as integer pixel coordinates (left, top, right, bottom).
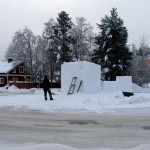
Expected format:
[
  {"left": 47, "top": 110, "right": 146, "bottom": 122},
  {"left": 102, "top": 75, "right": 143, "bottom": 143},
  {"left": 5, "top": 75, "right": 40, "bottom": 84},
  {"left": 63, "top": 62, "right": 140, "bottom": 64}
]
[
  {"left": 92, "top": 8, "right": 132, "bottom": 81},
  {"left": 56, "top": 11, "right": 73, "bottom": 63}
]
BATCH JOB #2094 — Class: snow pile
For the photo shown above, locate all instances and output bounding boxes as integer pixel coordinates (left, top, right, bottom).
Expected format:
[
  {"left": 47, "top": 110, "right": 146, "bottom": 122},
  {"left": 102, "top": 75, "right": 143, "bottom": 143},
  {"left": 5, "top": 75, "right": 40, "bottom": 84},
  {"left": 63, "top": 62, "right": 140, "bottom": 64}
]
[
  {"left": 0, "top": 143, "right": 150, "bottom": 150},
  {"left": 132, "top": 83, "right": 150, "bottom": 93},
  {"left": 8, "top": 85, "right": 34, "bottom": 94},
  {"left": 0, "top": 87, "right": 150, "bottom": 113},
  {"left": 0, "top": 85, "right": 35, "bottom": 94},
  {"left": 128, "top": 95, "right": 149, "bottom": 104},
  {"left": 0, "top": 144, "right": 78, "bottom": 150}
]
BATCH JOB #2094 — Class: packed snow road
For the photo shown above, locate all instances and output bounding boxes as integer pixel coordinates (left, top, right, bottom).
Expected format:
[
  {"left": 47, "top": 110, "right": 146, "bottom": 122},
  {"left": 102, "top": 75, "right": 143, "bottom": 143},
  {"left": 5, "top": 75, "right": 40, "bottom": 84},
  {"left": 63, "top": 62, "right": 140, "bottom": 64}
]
[{"left": 0, "top": 108, "right": 150, "bottom": 149}]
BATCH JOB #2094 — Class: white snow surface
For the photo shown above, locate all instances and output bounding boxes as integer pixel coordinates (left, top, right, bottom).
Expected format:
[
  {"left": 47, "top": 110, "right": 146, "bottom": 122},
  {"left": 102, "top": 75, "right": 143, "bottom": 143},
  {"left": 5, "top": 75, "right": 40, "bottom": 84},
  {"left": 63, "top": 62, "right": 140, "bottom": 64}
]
[
  {"left": 0, "top": 143, "right": 150, "bottom": 150},
  {"left": 0, "top": 62, "right": 14, "bottom": 73},
  {"left": 0, "top": 84, "right": 150, "bottom": 150},
  {"left": 61, "top": 61, "right": 101, "bottom": 94}
]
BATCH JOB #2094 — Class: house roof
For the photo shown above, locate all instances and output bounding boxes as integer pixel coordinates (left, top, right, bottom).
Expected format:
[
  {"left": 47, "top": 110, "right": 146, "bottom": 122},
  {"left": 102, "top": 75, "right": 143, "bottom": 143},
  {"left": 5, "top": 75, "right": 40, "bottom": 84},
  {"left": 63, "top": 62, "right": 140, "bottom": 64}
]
[{"left": 0, "top": 61, "right": 21, "bottom": 73}]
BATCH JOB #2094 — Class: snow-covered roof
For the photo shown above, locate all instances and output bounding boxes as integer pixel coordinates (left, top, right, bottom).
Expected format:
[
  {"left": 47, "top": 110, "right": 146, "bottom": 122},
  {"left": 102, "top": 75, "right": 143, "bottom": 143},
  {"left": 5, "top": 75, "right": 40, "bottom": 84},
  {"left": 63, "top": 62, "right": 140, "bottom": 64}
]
[{"left": 0, "top": 62, "right": 19, "bottom": 73}]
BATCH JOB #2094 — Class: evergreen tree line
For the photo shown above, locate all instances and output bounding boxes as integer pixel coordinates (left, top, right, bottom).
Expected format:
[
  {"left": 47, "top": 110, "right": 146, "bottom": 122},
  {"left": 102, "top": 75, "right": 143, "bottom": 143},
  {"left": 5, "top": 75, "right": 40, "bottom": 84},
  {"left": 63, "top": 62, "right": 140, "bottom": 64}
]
[
  {"left": 5, "top": 8, "right": 150, "bottom": 84},
  {"left": 5, "top": 11, "right": 95, "bottom": 82}
]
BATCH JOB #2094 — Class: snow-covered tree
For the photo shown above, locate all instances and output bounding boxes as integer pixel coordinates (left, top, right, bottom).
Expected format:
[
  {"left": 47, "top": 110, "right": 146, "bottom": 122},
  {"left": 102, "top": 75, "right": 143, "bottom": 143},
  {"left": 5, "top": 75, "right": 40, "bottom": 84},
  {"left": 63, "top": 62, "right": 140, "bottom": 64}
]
[
  {"left": 5, "top": 27, "right": 36, "bottom": 77},
  {"left": 71, "top": 17, "right": 95, "bottom": 61},
  {"left": 22, "top": 27, "right": 36, "bottom": 76},
  {"left": 33, "top": 35, "right": 47, "bottom": 81},
  {"left": 92, "top": 8, "right": 132, "bottom": 80},
  {"left": 6, "top": 29, "right": 26, "bottom": 66},
  {"left": 6, "top": 30, "right": 26, "bottom": 62},
  {"left": 43, "top": 18, "right": 58, "bottom": 81},
  {"left": 55, "top": 11, "right": 73, "bottom": 63},
  {"left": 131, "top": 37, "right": 150, "bottom": 85}
]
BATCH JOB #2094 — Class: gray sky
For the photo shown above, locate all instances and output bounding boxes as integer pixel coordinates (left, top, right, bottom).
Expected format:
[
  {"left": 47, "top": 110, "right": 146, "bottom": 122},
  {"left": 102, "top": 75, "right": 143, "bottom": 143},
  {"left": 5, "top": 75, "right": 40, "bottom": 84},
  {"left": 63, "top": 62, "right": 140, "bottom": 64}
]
[{"left": 0, "top": 0, "right": 150, "bottom": 61}]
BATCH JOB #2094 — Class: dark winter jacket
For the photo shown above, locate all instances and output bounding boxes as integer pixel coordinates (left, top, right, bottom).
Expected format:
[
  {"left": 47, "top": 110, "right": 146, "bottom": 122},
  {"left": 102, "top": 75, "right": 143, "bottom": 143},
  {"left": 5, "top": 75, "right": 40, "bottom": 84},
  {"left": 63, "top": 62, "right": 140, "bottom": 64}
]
[{"left": 42, "top": 76, "right": 51, "bottom": 91}]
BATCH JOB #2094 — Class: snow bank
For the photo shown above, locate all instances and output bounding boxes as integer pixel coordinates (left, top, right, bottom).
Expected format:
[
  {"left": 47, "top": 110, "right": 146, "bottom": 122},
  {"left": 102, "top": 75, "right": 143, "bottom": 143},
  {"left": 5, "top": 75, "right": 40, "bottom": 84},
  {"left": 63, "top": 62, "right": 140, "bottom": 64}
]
[
  {"left": 0, "top": 144, "right": 78, "bottom": 150},
  {"left": 1, "top": 143, "right": 150, "bottom": 150},
  {"left": 132, "top": 83, "right": 150, "bottom": 93},
  {"left": 0, "top": 88, "right": 150, "bottom": 114}
]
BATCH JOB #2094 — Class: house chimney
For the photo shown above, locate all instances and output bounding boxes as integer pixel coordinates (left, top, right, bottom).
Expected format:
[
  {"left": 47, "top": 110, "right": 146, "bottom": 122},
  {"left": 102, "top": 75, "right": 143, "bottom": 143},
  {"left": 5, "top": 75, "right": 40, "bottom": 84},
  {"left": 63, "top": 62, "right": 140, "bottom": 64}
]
[{"left": 8, "top": 58, "right": 13, "bottom": 63}]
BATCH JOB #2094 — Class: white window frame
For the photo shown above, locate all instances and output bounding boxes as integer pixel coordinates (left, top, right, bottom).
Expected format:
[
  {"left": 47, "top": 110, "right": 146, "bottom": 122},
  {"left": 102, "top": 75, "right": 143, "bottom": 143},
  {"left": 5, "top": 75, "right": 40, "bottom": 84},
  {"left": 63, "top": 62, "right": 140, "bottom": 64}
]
[
  {"left": 19, "top": 66, "right": 24, "bottom": 73},
  {"left": 0, "top": 78, "right": 4, "bottom": 84}
]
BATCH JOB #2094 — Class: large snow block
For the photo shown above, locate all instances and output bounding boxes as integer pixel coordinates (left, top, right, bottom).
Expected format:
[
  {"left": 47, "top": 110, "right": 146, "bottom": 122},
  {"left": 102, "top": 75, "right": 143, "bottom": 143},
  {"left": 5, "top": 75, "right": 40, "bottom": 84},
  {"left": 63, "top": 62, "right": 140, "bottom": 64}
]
[
  {"left": 61, "top": 61, "right": 101, "bottom": 94},
  {"left": 102, "top": 76, "right": 133, "bottom": 92},
  {"left": 117, "top": 76, "right": 133, "bottom": 92}
]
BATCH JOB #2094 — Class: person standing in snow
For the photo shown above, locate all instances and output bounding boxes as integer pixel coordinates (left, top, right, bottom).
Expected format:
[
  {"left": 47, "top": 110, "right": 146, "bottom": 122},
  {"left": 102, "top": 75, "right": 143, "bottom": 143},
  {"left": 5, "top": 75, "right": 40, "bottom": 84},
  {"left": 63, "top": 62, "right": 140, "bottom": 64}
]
[{"left": 42, "top": 75, "right": 53, "bottom": 101}]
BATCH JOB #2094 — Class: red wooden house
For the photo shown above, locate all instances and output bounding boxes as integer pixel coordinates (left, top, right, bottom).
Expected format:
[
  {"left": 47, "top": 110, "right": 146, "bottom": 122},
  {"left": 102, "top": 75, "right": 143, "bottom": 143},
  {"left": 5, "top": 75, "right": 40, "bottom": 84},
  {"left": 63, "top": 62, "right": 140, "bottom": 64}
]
[{"left": 0, "top": 59, "right": 30, "bottom": 87}]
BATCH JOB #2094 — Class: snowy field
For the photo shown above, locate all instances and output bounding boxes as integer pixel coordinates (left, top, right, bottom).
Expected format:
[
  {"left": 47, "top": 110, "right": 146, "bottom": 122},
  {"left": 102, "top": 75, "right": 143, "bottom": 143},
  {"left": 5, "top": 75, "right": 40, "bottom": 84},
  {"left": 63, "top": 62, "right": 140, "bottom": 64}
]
[
  {"left": 0, "top": 84, "right": 150, "bottom": 114},
  {"left": 0, "top": 84, "right": 150, "bottom": 150}
]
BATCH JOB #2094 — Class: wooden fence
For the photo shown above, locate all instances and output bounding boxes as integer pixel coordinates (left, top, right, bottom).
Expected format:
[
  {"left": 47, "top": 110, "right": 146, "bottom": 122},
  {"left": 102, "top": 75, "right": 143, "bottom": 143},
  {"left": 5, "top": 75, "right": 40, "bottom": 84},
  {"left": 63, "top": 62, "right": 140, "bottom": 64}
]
[{"left": 9, "top": 82, "right": 61, "bottom": 89}]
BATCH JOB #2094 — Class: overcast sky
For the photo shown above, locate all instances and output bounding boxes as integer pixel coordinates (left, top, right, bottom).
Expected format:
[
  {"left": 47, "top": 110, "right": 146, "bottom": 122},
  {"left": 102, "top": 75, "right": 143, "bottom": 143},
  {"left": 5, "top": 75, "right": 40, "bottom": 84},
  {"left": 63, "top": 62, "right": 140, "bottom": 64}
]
[{"left": 0, "top": 0, "right": 150, "bottom": 61}]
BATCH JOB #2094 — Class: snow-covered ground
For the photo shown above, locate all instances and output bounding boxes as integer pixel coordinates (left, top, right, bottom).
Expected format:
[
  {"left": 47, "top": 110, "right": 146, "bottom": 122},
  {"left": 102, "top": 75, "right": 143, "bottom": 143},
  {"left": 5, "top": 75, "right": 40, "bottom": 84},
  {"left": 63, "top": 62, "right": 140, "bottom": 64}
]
[
  {"left": 0, "top": 84, "right": 150, "bottom": 150},
  {"left": 1, "top": 84, "right": 150, "bottom": 114},
  {"left": 1, "top": 143, "right": 150, "bottom": 150}
]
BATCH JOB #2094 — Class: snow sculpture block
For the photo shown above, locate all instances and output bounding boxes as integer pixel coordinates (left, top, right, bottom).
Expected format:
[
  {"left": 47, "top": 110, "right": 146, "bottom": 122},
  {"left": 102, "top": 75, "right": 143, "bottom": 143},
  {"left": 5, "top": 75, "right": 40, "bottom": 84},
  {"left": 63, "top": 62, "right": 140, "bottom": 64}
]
[
  {"left": 102, "top": 76, "right": 133, "bottom": 92},
  {"left": 116, "top": 76, "right": 133, "bottom": 92},
  {"left": 61, "top": 61, "right": 101, "bottom": 94}
]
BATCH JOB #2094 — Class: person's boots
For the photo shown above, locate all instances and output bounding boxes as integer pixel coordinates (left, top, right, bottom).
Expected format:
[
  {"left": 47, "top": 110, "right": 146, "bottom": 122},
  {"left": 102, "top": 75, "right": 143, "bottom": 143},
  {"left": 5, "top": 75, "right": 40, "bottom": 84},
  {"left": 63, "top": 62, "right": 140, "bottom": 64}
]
[
  {"left": 49, "top": 91, "right": 53, "bottom": 100},
  {"left": 50, "top": 98, "right": 53, "bottom": 100},
  {"left": 45, "top": 97, "right": 47, "bottom": 100}
]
